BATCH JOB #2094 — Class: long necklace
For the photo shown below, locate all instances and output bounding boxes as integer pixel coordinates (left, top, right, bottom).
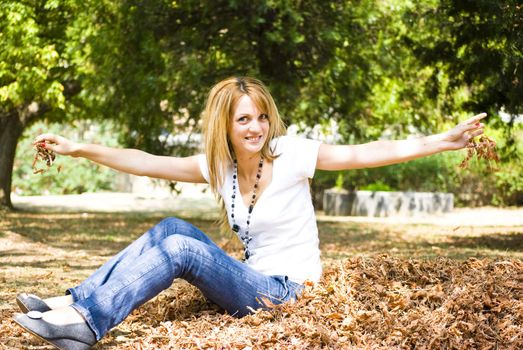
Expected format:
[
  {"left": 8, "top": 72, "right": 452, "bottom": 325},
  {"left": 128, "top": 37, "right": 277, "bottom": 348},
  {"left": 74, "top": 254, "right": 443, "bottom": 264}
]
[{"left": 231, "top": 157, "right": 264, "bottom": 261}]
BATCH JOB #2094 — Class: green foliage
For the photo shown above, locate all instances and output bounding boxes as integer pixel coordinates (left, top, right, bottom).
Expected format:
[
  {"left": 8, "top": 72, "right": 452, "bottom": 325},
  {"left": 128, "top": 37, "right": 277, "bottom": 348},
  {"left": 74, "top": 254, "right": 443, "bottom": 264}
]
[
  {"left": 334, "top": 173, "right": 344, "bottom": 190},
  {"left": 68, "top": 0, "right": 346, "bottom": 154},
  {"left": 402, "top": 0, "right": 523, "bottom": 154},
  {"left": 2, "top": 0, "right": 522, "bottom": 206},
  {"left": 12, "top": 121, "right": 120, "bottom": 196},
  {"left": 0, "top": 1, "right": 77, "bottom": 116},
  {"left": 360, "top": 181, "right": 394, "bottom": 192},
  {"left": 416, "top": 0, "right": 522, "bottom": 116}
]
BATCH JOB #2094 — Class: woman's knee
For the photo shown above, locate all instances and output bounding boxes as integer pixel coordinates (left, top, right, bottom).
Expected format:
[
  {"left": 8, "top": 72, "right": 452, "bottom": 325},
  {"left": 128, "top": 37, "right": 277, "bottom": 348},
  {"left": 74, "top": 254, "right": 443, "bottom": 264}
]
[
  {"left": 161, "top": 233, "right": 192, "bottom": 251},
  {"left": 148, "top": 217, "right": 214, "bottom": 251},
  {"left": 154, "top": 217, "right": 191, "bottom": 237},
  {"left": 158, "top": 217, "right": 209, "bottom": 240},
  {"left": 155, "top": 235, "right": 198, "bottom": 272},
  {"left": 157, "top": 216, "right": 183, "bottom": 228}
]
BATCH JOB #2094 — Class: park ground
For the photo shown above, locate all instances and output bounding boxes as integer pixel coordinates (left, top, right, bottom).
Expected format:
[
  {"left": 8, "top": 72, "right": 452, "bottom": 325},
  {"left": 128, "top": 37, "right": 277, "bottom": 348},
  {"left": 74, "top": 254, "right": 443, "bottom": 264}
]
[{"left": 0, "top": 194, "right": 522, "bottom": 349}]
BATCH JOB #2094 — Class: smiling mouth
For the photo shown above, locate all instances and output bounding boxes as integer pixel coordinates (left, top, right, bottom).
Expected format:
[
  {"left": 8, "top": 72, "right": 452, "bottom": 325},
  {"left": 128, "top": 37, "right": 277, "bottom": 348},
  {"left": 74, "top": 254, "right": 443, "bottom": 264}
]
[{"left": 245, "top": 135, "right": 263, "bottom": 142}]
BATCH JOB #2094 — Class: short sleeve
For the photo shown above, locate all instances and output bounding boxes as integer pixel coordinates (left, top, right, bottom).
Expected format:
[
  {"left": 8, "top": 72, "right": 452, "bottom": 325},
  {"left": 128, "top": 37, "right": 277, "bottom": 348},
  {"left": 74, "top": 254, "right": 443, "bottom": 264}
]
[
  {"left": 272, "top": 136, "right": 322, "bottom": 179},
  {"left": 197, "top": 154, "right": 210, "bottom": 183}
]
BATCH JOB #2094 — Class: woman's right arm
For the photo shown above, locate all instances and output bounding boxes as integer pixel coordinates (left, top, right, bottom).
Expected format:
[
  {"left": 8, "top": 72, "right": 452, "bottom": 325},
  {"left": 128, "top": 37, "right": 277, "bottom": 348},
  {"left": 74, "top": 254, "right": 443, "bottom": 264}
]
[{"left": 34, "top": 134, "right": 206, "bottom": 183}]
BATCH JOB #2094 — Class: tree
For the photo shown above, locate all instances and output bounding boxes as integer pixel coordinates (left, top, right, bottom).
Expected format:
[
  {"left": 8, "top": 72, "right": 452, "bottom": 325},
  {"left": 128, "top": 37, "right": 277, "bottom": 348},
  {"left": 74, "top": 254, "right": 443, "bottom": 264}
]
[
  {"left": 405, "top": 0, "right": 523, "bottom": 136},
  {"left": 1, "top": 0, "right": 346, "bottom": 208},
  {"left": 83, "top": 0, "right": 347, "bottom": 153},
  {"left": 0, "top": 1, "right": 81, "bottom": 208},
  {"left": 4, "top": 0, "right": 521, "bottom": 209}
]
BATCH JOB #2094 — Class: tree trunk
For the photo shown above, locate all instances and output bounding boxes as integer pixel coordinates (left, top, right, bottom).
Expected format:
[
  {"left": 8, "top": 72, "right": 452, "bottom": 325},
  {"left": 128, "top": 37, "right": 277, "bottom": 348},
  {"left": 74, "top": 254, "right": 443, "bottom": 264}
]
[
  {"left": 0, "top": 102, "right": 48, "bottom": 209},
  {"left": 0, "top": 113, "right": 23, "bottom": 208}
]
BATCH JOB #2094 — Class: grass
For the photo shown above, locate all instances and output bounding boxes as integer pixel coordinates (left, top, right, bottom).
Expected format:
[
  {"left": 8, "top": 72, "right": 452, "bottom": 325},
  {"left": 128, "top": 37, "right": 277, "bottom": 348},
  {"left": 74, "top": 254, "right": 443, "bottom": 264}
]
[{"left": 0, "top": 209, "right": 522, "bottom": 348}]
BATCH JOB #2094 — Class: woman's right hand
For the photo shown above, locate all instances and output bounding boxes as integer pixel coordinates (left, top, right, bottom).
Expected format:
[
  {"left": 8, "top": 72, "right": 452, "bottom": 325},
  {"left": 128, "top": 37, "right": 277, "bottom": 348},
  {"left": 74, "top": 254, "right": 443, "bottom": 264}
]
[{"left": 33, "top": 134, "right": 80, "bottom": 157}]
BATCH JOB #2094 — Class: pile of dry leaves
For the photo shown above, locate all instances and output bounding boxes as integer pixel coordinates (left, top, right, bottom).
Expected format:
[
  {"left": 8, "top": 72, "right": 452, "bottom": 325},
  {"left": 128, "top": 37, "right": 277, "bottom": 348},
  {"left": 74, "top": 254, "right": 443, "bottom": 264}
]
[{"left": 87, "top": 255, "right": 521, "bottom": 349}]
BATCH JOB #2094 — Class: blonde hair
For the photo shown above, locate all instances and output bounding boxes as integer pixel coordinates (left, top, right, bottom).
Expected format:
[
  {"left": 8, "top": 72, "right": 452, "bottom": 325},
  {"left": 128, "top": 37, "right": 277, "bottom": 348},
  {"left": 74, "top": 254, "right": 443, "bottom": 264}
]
[{"left": 201, "top": 77, "right": 286, "bottom": 233}]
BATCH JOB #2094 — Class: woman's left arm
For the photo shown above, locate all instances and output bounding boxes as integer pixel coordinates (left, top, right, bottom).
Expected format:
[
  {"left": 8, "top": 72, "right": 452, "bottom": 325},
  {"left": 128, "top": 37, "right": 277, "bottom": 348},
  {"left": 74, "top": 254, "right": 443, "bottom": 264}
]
[{"left": 316, "top": 113, "right": 486, "bottom": 171}]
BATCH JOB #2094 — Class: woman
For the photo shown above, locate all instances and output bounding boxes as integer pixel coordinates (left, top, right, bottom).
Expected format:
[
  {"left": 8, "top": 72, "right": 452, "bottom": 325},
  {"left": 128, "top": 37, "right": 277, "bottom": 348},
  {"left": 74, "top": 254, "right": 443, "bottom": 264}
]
[{"left": 13, "top": 77, "right": 485, "bottom": 349}]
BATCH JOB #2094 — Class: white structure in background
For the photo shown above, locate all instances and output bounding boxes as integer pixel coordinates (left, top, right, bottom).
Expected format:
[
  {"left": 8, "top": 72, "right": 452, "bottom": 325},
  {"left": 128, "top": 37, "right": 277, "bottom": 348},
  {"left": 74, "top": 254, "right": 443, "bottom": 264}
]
[
  {"left": 499, "top": 108, "right": 523, "bottom": 124},
  {"left": 287, "top": 119, "right": 343, "bottom": 144},
  {"left": 157, "top": 130, "right": 202, "bottom": 150},
  {"left": 324, "top": 189, "right": 454, "bottom": 217}
]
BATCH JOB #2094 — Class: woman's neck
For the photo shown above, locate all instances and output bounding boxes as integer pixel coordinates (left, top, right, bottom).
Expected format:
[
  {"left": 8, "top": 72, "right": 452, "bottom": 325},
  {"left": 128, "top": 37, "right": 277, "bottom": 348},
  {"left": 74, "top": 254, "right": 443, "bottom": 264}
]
[{"left": 235, "top": 153, "right": 262, "bottom": 180}]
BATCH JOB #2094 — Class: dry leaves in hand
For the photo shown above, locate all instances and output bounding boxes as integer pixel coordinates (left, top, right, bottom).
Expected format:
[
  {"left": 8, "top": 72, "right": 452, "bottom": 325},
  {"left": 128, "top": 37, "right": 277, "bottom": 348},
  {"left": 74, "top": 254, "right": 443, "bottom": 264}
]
[
  {"left": 460, "top": 135, "right": 500, "bottom": 170},
  {"left": 32, "top": 141, "right": 60, "bottom": 174}
]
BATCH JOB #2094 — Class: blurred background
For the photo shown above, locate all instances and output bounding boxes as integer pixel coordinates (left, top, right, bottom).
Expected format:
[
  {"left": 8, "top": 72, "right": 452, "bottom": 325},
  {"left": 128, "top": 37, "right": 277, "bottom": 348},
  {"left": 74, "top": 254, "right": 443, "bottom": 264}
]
[{"left": 1, "top": 0, "right": 522, "bottom": 211}]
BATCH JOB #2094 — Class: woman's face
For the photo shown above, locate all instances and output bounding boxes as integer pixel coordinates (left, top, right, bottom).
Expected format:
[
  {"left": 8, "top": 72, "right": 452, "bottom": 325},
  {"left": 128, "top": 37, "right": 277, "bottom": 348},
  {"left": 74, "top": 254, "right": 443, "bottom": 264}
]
[{"left": 229, "top": 94, "right": 270, "bottom": 158}]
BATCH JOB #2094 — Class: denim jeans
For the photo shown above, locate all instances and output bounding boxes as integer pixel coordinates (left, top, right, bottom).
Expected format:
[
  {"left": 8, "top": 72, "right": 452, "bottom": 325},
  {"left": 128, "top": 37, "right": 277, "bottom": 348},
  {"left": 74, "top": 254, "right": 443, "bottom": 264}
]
[{"left": 66, "top": 217, "right": 303, "bottom": 341}]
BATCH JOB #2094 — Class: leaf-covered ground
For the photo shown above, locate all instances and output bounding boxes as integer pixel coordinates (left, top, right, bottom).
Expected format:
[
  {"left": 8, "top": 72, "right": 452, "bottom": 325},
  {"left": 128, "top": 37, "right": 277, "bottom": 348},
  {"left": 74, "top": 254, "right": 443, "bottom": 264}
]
[{"left": 1, "top": 211, "right": 522, "bottom": 349}]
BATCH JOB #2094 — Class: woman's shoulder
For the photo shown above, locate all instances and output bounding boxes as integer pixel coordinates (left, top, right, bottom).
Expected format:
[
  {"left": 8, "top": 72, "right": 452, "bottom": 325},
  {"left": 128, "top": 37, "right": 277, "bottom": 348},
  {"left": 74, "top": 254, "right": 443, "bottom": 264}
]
[{"left": 270, "top": 135, "right": 321, "bottom": 152}]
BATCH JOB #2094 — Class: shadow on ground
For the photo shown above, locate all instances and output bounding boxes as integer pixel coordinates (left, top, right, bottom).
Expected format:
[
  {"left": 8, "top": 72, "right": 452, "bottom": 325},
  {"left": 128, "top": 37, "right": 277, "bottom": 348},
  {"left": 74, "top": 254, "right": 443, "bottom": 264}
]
[
  {"left": 3, "top": 211, "right": 223, "bottom": 255},
  {"left": 3, "top": 211, "right": 522, "bottom": 262}
]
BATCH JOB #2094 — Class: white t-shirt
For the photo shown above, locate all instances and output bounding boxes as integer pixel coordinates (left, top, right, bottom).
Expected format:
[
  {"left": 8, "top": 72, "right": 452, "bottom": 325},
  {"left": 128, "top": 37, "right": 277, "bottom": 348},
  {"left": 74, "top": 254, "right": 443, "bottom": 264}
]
[{"left": 198, "top": 136, "right": 322, "bottom": 284}]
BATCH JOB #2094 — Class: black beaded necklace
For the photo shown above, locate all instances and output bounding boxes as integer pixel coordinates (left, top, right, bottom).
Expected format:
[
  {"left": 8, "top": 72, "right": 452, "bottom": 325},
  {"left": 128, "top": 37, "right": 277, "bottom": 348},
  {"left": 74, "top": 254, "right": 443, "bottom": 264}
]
[{"left": 231, "top": 157, "right": 264, "bottom": 260}]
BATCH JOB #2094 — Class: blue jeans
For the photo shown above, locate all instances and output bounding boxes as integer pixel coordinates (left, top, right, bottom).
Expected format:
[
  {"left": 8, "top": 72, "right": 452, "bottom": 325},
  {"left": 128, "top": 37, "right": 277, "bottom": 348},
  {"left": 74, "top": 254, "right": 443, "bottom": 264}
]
[{"left": 66, "top": 217, "right": 303, "bottom": 341}]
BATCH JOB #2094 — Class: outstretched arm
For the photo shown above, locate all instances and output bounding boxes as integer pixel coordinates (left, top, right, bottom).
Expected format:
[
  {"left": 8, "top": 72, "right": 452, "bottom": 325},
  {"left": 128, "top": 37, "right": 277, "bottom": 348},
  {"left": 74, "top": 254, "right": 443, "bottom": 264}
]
[
  {"left": 33, "top": 134, "right": 206, "bottom": 183},
  {"left": 316, "top": 113, "right": 486, "bottom": 171}
]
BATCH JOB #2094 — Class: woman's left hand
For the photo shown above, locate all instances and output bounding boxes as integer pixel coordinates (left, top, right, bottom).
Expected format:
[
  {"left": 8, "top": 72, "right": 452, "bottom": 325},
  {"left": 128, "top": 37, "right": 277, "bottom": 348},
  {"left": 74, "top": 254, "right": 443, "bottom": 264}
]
[{"left": 441, "top": 113, "right": 487, "bottom": 151}]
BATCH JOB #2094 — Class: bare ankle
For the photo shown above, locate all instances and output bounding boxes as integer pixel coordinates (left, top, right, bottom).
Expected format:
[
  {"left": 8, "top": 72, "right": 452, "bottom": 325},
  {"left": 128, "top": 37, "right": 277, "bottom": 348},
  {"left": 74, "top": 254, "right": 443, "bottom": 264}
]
[
  {"left": 43, "top": 295, "right": 74, "bottom": 309},
  {"left": 42, "top": 306, "right": 86, "bottom": 325}
]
